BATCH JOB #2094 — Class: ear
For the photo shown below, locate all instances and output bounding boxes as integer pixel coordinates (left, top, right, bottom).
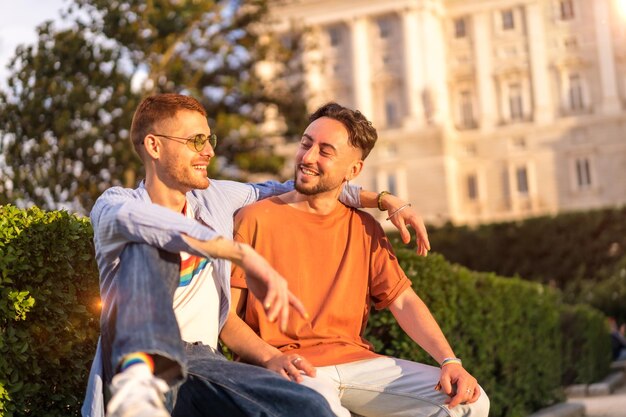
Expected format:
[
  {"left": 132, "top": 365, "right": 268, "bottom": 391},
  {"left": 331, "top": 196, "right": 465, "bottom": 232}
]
[
  {"left": 345, "top": 160, "right": 364, "bottom": 182},
  {"left": 142, "top": 134, "right": 161, "bottom": 160}
]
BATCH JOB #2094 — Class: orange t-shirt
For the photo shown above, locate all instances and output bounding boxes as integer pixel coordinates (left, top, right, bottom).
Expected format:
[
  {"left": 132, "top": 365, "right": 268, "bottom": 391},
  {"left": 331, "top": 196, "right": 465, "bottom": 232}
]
[{"left": 231, "top": 197, "right": 411, "bottom": 367}]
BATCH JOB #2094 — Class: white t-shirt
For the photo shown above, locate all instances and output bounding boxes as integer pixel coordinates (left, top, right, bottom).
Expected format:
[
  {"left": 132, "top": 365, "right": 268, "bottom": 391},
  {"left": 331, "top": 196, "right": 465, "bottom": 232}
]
[{"left": 173, "top": 204, "right": 221, "bottom": 348}]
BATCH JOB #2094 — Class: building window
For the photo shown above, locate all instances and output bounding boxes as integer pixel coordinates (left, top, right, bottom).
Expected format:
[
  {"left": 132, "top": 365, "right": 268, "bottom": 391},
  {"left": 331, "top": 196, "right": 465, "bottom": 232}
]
[
  {"left": 467, "top": 174, "right": 478, "bottom": 200},
  {"left": 460, "top": 90, "right": 475, "bottom": 129},
  {"left": 569, "top": 74, "right": 584, "bottom": 111},
  {"left": 502, "top": 10, "right": 515, "bottom": 30},
  {"left": 454, "top": 18, "right": 467, "bottom": 38},
  {"left": 560, "top": 0, "right": 575, "bottom": 20},
  {"left": 575, "top": 157, "right": 592, "bottom": 188},
  {"left": 328, "top": 27, "right": 341, "bottom": 47},
  {"left": 509, "top": 83, "right": 524, "bottom": 121},
  {"left": 385, "top": 101, "right": 398, "bottom": 127},
  {"left": 377, "top": 18, "right": 391, "bottom": 39},
  {"left": 516, "top": 166, "right": 529, "bottom": 194}
]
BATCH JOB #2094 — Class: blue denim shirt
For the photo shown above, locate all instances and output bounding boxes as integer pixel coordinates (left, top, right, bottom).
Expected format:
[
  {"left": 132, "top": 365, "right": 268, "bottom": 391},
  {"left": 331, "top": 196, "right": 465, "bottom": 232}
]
[{"left": 82, "top": 179, "right": 361, "bottom": 417}]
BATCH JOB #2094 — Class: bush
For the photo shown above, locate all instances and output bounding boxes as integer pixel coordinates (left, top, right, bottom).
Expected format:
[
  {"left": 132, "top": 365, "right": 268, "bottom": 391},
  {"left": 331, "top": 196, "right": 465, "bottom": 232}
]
[
  {"left": 389, "top": 206, "right": 626, "bottom": 322},
  {"left": 565, "top": 258, "right": 626, "bottom": 324},
  {"left": 0, "top": 205, "right": 100, "bottom": 417},
  {"left": 560, "top": 304, "right": 612, "bottom": 385},
  {"left": 366, "top": 251, "right": 610, "bottom": 417},
  {"left": 0, "top": 206, "right": 612, "bottom": 417},
  {"left": 399, "top": 207, "right": 626, "bottom": 288}
]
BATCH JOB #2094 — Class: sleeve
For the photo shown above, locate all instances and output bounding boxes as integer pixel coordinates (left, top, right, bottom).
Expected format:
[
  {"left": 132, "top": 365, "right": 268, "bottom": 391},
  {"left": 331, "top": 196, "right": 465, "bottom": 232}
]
[
  {"left": 249, "top": 179, "right": 295, "bottom": 202},
  {"left": 230, "top": 207, "right": 252, "bottom": 289},
  {"left": 209, "top": 179, "right": 293, "bottom": 214},
  {"left": 339, "top": 182, "right": 362, "bottom": 207},
  {"left": 368, "top": 221, "right": 412, "bottom": 310},
  {"left": 90, "top": 187, "right": 223, "bottom": 261}
]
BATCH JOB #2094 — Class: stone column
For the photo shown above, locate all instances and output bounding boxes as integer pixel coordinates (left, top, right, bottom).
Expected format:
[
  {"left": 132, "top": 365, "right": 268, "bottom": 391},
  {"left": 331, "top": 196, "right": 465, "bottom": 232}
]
[
  {"left": 349, "top": 16, "right": 374, "bottom": 119},
  {"left": 472, "top": 11, "right": 497, "bottom": 131},
  {"left": 593, "top": 0, "right": 621, "bottom": 115},
  {"left": 526, "top": 2, "right": 553, "bottom": 124},
  {"left": 301, "top": 30, "right": 324, "bottom": 107},
  {"left": 395, "top": 165, "right": 408, "bottom": 200},
  {"left": 555, "top": 66, "right": 568, "bottom": 114},
  {"left": 418, "top": 2, "right": 449, "bottom": 125},
  {"left": 402, "top": 8, "right": 425, "bottom": 127},
  {"left": 375, "top": 169, "right": 388, "bottom": 198}
]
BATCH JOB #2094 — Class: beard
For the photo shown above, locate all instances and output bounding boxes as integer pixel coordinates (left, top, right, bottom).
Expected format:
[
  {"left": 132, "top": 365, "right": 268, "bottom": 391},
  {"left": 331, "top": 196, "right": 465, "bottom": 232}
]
[
  {"left": 161, "top": 154, "right": 210, "bottom": 191},
  {"left": 295, "top": 181, "right": 329, "bottom": 195},
  {"left": 293, "top": 165, "right": 343, "bottom": 195}
]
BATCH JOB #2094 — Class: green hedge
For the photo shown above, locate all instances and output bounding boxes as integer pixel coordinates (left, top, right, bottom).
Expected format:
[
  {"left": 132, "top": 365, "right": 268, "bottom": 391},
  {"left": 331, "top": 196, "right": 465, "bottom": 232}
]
[
  {"left": 560, "top": 304, "right": 612, "bottom": 385},
  {"left": 0, "top": 205, "right": 99, "bottom": 417},
  {"left": 411, "top": 207, "right": 626, "bottom": 287},
  {"left": 0, "top": 206, "right": 612, "bottom": 417},
  {"left": 390, "top": 206, "right": 626, "bottom": 322},
  {"left": 366, "top": 250, "right": 611, "bottom": 417}
]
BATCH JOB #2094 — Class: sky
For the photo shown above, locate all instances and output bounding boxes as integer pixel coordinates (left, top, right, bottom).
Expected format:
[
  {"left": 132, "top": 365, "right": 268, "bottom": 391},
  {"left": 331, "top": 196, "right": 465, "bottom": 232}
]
[{"left": 0, "top": 0, "right": 67, "bottom": 85}]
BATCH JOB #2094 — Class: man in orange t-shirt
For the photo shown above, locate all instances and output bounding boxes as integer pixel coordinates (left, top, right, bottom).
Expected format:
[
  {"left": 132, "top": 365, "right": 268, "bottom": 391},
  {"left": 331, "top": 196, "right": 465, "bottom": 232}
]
[{"left": 225, "top": 103, "right": 489, "bottom": 417}]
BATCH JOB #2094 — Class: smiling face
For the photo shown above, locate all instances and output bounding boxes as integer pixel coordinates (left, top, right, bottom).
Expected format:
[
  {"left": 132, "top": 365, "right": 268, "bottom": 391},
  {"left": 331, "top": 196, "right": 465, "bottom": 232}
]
[
  {"left": 294, "top": 117, "right": 363, "bottom": 196},
  {"left": 153, "top": 110, "right": 214, "bottom": 193}
]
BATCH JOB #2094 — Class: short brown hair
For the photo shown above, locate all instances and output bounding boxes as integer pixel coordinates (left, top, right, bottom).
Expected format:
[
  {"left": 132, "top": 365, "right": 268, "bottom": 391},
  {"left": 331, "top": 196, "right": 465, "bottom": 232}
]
[
  {"left": 308, "top": 102, "right": 378, "bottom": 159},
  {"left": 130, "top": 93, "right": 207, "bottom": 154}
]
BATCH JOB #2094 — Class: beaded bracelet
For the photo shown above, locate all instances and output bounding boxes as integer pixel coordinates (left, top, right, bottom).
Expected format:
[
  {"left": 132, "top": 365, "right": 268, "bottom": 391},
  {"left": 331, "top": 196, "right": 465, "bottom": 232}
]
[{"left": 377, "top": 191, "right": 390, "bottom": 211}]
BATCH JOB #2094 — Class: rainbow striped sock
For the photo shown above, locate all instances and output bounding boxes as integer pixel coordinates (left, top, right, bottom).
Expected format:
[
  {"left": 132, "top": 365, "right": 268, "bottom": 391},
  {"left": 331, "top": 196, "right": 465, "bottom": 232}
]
[{"left": 120, "top": 352, "right": 155, "bottom": 373}]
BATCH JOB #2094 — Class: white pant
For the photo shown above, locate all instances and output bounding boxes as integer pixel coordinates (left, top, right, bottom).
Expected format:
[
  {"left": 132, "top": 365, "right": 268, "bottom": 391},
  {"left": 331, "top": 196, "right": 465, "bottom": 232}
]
[{"left": 300, "top": 357, "right": 490, "bottom": 417}]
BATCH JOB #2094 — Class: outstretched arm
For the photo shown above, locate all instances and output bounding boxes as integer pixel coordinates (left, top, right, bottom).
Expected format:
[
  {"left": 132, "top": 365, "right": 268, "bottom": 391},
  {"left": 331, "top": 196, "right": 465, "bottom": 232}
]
[
  {"left": 389, "top": 288, "right": 481, "bottom": 408},
  {"left": 182, "top": 235, "right": 306, "bottom": 331},
  {"left": 359, "top": 190, "right": 430, "bottom": 256}
]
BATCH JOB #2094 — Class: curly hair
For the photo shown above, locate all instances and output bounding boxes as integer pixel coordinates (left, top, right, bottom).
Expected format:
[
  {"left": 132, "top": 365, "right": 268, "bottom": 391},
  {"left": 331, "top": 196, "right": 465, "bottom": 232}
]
[{"left": 309, "top": 102, "right": 378, "bottom": 160}]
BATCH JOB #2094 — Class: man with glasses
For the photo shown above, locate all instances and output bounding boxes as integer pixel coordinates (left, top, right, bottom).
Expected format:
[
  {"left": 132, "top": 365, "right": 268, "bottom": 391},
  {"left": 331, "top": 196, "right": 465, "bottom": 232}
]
[{"left": 82, "top": 93, "right": 429, "bottom": 417}]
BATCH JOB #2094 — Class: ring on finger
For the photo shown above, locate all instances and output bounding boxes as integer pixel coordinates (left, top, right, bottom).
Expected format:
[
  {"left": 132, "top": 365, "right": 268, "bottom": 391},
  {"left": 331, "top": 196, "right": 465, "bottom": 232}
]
[{"left": 292, "top": 357, "right": 302, "bottom": 364}]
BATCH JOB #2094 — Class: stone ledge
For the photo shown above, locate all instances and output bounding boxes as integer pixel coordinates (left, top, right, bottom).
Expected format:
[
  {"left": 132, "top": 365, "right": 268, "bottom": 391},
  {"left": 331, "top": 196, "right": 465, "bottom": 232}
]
[
  {"left": 565, "top": 362, "right": 626, "bottom": 398},
  {"left": 588, "top": 370, "right": 625, "bottom": 396},
  {"left": 526, "top": 402, "right": 584, "bottom": 417},
  {"left": 564, "top": 384, "right": 587, "bottom": 398},
  {"left": 610, "top": 359, "right": 626, "bottom": 372},
  {"left": 588, "top": 381, "right": 611, "bottom": 396}
]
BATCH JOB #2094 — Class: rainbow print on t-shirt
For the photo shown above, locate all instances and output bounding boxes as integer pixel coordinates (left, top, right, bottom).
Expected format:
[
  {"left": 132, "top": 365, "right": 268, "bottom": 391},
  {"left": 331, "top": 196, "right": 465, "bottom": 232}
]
[{"left": 179, "top": 255, "right": 209, "bottom": 287}]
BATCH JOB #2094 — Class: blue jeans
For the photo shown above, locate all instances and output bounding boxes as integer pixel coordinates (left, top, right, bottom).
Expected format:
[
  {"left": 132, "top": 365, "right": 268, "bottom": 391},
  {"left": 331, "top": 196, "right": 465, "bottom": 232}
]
[{"left": 101, "top": 243, "right": 334, "bottom": 417}]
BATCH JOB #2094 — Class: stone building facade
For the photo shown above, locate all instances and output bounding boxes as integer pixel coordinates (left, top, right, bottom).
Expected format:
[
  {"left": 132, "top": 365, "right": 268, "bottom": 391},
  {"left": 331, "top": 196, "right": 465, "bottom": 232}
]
[{"left": 270, "top": 0, "right": 626, "bottom": 225}]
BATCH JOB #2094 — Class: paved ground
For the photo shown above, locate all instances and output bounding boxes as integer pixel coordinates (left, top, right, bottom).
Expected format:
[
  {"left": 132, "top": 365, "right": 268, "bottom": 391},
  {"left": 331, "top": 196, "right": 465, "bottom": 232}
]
[{"left": 567, "top": 384, "right": 626, "bottom": 417}]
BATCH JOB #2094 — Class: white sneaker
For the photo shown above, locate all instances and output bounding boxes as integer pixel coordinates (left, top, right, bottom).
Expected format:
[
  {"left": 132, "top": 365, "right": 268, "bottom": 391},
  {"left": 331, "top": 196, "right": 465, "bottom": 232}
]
[{"left": 106, "top": 364, "right": 170, "bottom": 417}]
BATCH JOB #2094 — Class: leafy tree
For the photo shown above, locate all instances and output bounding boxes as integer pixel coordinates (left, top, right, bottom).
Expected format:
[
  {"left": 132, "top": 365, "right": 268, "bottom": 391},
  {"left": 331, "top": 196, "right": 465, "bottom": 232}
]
[
  {"left": 0, "top": 21, "right": 139, "bottom": 212},
  {"left": 0, "top": 0, "right": 307, "bottom": 213}
]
